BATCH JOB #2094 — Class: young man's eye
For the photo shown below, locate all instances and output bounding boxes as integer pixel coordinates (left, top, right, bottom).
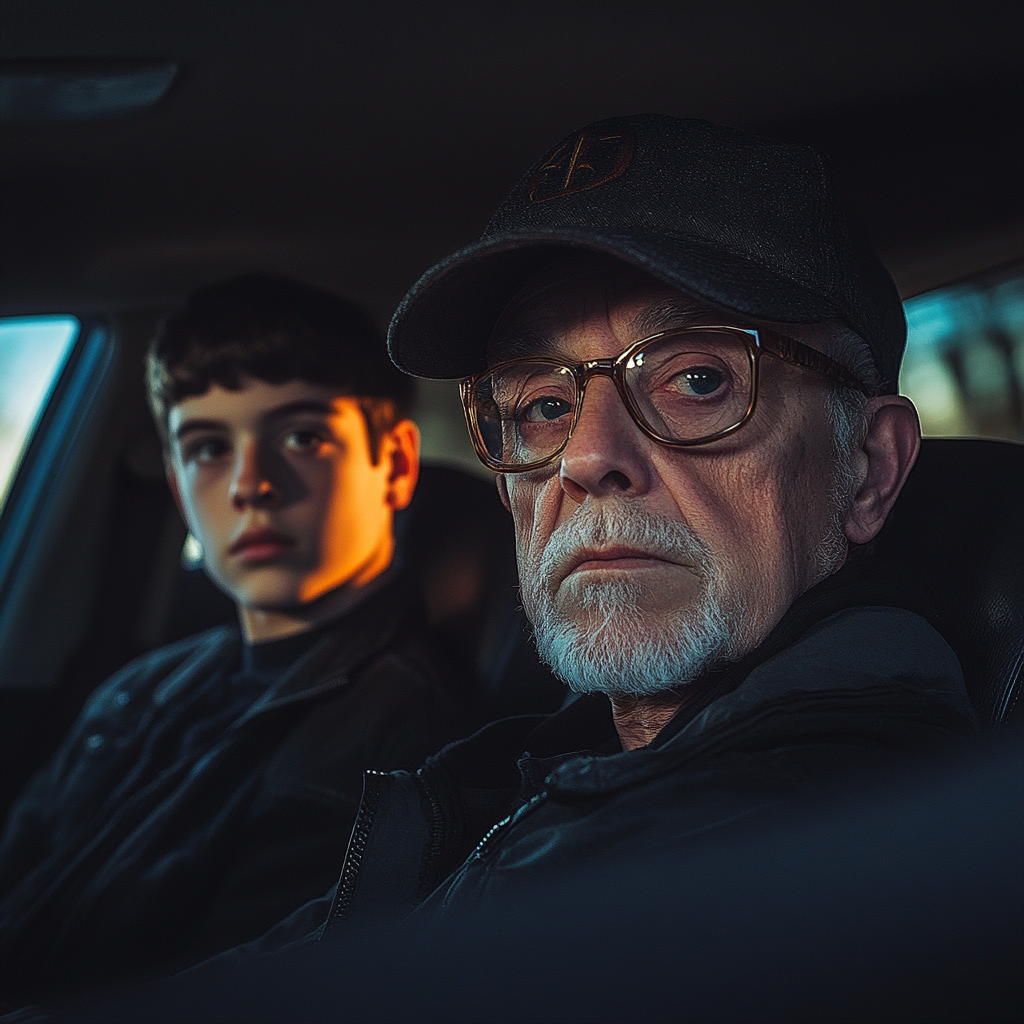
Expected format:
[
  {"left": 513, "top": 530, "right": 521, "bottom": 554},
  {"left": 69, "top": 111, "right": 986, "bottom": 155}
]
[
  {"left": 185, "top": 438, "right": 230, "bottom": 463},
  {"left": 282, "top": 430, "right": 325, "bottom": 453}
]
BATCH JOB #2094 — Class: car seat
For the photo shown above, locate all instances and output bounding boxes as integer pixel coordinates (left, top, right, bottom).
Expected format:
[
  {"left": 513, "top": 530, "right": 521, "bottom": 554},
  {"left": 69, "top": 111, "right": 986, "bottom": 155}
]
[{"left": 392, "top": 464, "right": 566, "bottom": 718}]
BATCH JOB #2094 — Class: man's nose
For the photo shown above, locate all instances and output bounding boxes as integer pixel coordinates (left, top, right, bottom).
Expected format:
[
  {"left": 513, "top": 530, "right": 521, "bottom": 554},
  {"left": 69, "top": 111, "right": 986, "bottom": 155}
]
[
  {"left": 229, "top": 441, "right": 278, "bottom": 510},
  {"left": 559, "top": 376, "right": 652, "bottom": 503}
]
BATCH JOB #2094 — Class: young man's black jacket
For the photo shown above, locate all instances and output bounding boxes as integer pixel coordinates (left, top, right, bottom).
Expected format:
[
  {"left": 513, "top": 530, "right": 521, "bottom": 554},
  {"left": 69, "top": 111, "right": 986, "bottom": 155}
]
[
  {"left": 0, "top": 573, "right": 469, "bottom": 1002},
  {"left": 234, "top": 557, "right": 980, "bottom": 952}
]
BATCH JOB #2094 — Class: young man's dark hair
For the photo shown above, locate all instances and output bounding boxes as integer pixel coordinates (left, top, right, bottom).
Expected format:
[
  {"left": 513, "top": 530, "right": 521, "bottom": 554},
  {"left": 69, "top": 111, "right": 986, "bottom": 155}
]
[
  {"left": 146, "top": 273, "right": 415, "bottom": 460},
  {"left": 0, "top": 274, "right": 466, "bottom": 1005}
]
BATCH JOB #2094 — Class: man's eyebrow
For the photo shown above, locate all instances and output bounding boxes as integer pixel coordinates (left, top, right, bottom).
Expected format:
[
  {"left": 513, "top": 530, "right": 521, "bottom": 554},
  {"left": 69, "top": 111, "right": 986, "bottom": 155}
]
[
  {"left": 262, "top": 400, "right": 336, "bottom": 419},
  {"left": 629, "top": 299, "right": 728, "bottom": 336},
  {"left": 489, "top": 323, "right": 557, "bottom": 362},
  {"left": 173, "top": 417, "right": 227, "bottom": 440},
  {"left": 490, "top": 298, "right": 744, "bottom": 363},
  {"left": 173, "top": 401, "right": 337, "bottom": 440}
]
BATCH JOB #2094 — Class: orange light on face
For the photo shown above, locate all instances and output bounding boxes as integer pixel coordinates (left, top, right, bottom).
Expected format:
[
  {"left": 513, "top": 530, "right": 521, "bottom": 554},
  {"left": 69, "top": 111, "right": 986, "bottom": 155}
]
[{"left": 166, "top": 378, "right": 419, "bottom": 641}]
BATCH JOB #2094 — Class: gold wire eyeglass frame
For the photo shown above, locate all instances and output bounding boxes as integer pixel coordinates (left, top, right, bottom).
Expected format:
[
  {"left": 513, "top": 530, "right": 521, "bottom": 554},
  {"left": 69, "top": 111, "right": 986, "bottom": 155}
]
[{"left": 459, "top": 326, "right": 868, "bottom": 473}]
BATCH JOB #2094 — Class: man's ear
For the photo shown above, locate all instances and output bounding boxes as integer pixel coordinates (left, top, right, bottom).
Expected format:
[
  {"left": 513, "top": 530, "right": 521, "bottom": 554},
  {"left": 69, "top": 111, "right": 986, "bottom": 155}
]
[
  {"left": 384, "top": 419, "right": 420, "bottom": 512},
  {"left": 844, "top": 396, "right": 920, "bottom": 545},
  {"left": 496, "top": 474, "right": 511, "bottom": 512}
]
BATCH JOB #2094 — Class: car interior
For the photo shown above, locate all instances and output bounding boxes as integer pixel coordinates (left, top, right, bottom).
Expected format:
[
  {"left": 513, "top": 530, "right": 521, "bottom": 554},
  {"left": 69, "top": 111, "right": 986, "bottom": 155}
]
[{"left": 1, "top": 0, "right": 1022, "bottom": 949}]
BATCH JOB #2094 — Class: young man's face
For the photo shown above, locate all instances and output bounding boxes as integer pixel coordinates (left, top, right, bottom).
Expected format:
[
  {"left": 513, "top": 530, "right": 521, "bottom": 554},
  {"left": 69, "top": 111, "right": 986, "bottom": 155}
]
[{"left": 165, "top": 377, "right": 419, "bottom": 631}]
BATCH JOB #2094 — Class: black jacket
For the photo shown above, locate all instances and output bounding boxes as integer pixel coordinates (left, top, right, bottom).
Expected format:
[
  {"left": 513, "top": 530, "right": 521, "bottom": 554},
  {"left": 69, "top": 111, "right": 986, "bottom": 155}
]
[
  {"left": 0, "top": 575, "right": 468, "bottom": 1000},
  {"left": 240, "top": 561, "right": 979, "bottom": 947}
]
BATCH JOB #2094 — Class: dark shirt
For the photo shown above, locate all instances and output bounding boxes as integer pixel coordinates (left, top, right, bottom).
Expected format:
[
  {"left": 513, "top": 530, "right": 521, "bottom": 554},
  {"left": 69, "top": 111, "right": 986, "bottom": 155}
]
[{"left": 0, "top": 574, "right": 468, "bottom": 1002}]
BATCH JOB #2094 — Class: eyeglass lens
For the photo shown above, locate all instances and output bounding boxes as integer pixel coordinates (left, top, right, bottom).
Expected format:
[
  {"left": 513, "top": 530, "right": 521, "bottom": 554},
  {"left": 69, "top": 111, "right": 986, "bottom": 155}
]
[{"left": 472, "top": 330, "right": 755, "bottom": 467}]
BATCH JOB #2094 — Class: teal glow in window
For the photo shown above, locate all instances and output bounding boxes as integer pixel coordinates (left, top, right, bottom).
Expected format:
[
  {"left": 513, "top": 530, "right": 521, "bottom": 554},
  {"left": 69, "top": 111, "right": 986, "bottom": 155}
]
[
  {"left": 0, "top": 315, "right": 80, "bottom": 509},
  {"left": 901, "top": 266, "right": 1023, "bottom": 441}
]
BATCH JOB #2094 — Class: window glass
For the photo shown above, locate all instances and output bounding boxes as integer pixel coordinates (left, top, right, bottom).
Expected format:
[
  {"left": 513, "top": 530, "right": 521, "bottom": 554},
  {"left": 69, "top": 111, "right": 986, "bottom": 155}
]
[
  {"left": 0, "top": 315, "right": 80, "bottom": 510},
  {"left": 900, "top": 264, "right": 1023, "bottom": 441}
]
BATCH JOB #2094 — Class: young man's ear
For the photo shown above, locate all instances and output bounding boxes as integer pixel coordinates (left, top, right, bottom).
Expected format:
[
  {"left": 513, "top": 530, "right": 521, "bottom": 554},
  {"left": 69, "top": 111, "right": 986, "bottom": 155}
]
[
  {"left": 843, "top": 395, "right": 920, "bottom": 545},
  {"left": 383, "top": 419, "right": 420, "bottom": 512}
]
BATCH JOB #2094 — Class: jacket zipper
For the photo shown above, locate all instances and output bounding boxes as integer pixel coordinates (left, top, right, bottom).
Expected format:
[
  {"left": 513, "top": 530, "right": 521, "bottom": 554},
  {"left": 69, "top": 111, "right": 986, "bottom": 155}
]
[
  {"left": 324, "top": 769, "right": 384, "bottom": 931},
  {"left": 436, "top": 793, "right": 546, "bottom": 912},
  {"left": 415, "top": 770, "right": 448, "bottom": 901},
  {"left": 471, "top": 793, "right": 545, "bottom": 861}
]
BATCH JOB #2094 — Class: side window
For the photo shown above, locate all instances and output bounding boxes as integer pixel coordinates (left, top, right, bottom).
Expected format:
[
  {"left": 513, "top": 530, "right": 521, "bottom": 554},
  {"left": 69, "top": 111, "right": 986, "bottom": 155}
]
[
  {"left": 0, "top": 315, "right": 80, "bottom": 510},
  {"left": 900, "top": 264, "right": 1023, "bottom": 442}
]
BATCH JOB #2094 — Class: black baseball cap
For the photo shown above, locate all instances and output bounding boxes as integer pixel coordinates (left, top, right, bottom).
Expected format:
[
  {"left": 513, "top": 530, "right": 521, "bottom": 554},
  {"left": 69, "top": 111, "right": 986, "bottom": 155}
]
[{"left": 388, "top": 114, "right": 906, "bottom": 393}]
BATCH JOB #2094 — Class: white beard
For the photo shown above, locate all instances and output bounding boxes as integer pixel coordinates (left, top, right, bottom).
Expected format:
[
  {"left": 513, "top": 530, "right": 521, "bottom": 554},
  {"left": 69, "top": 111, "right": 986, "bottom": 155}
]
[{"left": 519, "top": 502, "right": 752, "bottom": 698}]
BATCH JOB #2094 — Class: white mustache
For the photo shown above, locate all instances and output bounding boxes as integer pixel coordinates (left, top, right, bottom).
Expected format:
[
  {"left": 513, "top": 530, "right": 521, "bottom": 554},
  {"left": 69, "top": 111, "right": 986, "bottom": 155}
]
[{"left": 536, "top": 501, "right": 711, "bottom": 592}]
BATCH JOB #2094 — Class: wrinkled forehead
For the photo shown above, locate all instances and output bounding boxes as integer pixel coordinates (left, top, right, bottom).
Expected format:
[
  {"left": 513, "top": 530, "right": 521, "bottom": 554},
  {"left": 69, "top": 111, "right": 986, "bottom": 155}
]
[
  {"left": 487, "top": 254, "right": 735, "bottom": 364},
  {"left": 487, "top": 252, "right": 848, "bottom": 366}
]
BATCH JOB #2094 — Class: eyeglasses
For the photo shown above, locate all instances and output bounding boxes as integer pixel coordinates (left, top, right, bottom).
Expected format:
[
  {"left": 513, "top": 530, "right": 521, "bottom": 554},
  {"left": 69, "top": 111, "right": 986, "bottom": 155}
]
[{"left": 460, "top": 326, "right": 867, "bottom": 473}]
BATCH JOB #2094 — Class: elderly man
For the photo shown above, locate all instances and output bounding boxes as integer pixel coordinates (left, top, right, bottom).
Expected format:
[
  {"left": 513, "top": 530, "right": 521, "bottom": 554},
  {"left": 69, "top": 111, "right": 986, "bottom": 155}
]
[
  {"left": 307, "top": 114, "right": 981, "bottom": 927},
  {"left": 229, "top": 116, "right": 981, "bottom": 944}
]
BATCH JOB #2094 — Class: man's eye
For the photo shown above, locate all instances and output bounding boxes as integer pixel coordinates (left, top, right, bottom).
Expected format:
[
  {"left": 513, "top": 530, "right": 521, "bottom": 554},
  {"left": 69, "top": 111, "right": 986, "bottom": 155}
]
[
  {"left": 186, "top": 439, "right": 229, "bottom": 462},
  {"left": 283, "top": 430, "right": 325, "bottom": 452},
  {"left": 521, "top": 397, "right": 571, "bottom": 422},
  {"left": 670, "top": 366, "right": 725, "bottom": 397}
]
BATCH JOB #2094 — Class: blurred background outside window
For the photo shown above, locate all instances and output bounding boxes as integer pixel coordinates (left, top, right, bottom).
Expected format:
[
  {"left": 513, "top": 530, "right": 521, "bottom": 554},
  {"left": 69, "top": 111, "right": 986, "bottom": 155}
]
[
  {"left": 900, "top": 262, "right": 1024, "bottom": 442},
  {"left": 0, "top": 315, "right": 79, "bottom": 511}
]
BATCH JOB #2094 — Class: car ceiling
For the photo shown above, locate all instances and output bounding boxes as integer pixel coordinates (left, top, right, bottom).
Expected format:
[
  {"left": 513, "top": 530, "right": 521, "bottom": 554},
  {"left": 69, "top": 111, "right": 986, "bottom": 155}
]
[{"left": 1, "top": 0, "right": 1022, "bottom": 326}]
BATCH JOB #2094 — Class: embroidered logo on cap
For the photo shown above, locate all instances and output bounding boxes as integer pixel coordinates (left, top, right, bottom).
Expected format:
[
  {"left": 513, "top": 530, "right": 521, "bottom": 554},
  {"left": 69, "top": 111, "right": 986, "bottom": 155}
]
[{"left": 527, "top": 131, "right": 634, "bottom": 204}]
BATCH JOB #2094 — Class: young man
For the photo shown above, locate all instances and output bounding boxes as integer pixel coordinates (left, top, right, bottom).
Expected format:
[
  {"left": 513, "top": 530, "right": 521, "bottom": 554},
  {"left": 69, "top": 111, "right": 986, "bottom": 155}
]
[{"left": 0, "top": 274, "right": 468, "bottom": 1002}]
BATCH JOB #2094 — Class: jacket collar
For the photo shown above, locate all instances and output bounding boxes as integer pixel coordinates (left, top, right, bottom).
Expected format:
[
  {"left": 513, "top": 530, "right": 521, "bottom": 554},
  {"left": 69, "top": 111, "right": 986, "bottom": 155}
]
[
  {"left": 513, "top": 550, "right": 939, "bottom": 799},
  {"left": 234, "top": 572, "right": 419, "bottom": 726},
  {"left": 152, "top": 571, "right": 418, "bottom": 721},
  {"left": 652, "top": 546, "right": 938, "bottom": 747},
  {"left": 152, "top": 627, "right": 239, "bottom": 708}
]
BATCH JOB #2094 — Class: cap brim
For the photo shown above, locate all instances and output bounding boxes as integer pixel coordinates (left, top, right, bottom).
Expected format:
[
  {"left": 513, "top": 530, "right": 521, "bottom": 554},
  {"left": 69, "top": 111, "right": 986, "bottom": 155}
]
[{"left": 388, "top": 229, "right": 847, "bottom": 378}]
